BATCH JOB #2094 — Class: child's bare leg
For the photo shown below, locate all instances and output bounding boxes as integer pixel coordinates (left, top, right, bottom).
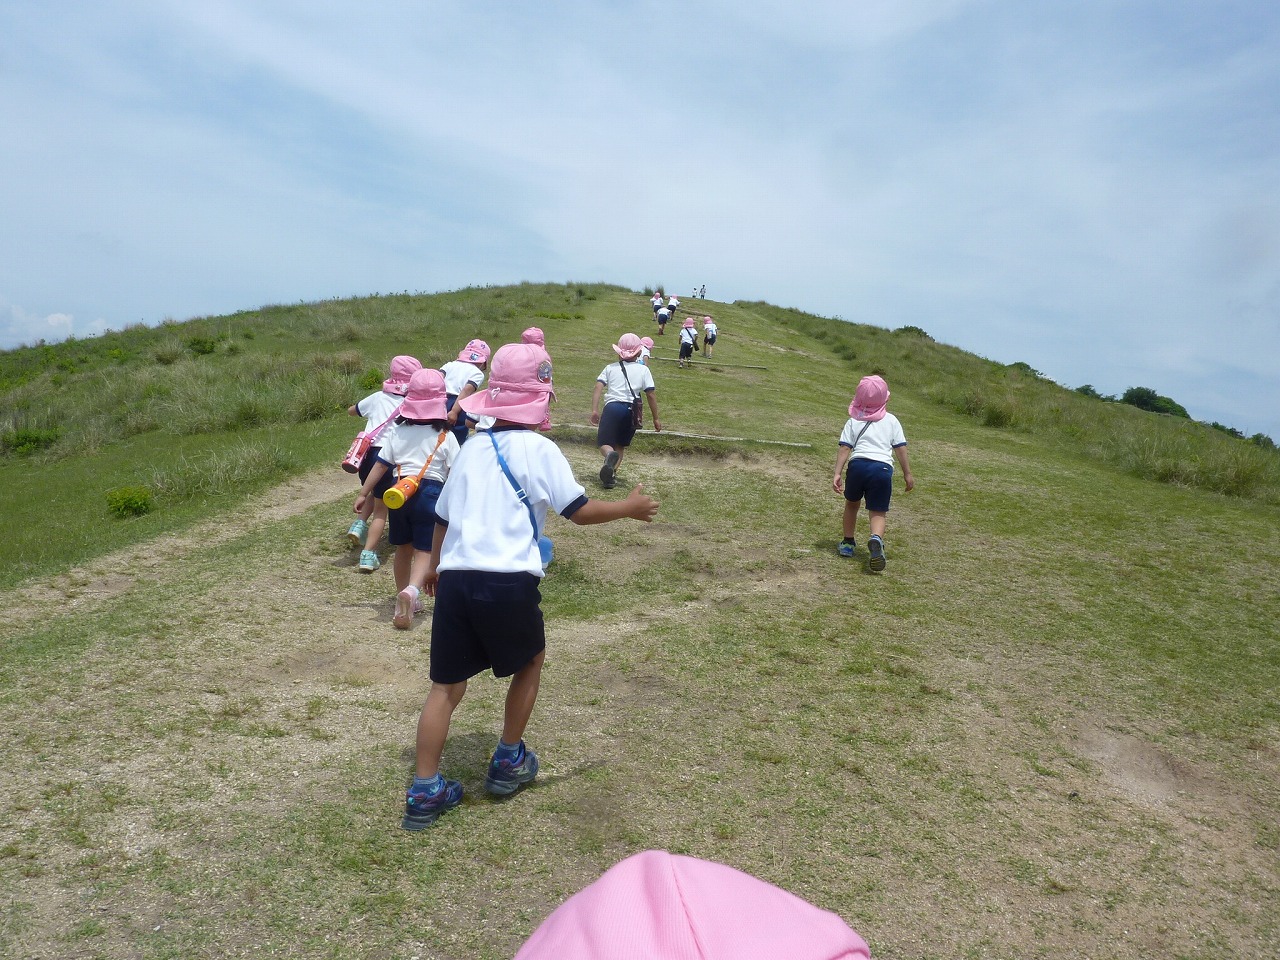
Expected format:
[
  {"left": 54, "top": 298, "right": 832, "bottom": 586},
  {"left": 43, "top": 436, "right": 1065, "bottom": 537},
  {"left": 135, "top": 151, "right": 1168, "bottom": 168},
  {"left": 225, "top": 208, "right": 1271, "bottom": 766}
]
[
  {"left": 868, "top": 511, "right": 887, "bottom": 539},
  {"left": 414, "top": 681, "right": 468, "bottom": 779},
  {"left": 842, "top": 499, "right": 860, "bottom": 540},
  {"left": 409, "top": 549, "right": 432, "bottom": 591},
  {"left": 364, "top": 501, "right": 388, "bottom": 551},
  {"left": 501, "top": 650, "right": 545, "bottom": 746},
  {"left": 393, "top": 544, "right": 413, "bottom": 593}
]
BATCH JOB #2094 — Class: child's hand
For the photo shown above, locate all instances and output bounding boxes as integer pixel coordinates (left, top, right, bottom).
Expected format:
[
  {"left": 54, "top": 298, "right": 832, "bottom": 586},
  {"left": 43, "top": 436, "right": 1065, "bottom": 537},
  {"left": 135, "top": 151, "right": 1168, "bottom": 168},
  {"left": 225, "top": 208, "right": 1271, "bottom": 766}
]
[
  {"left": 355, "top": 494, "right": 368, "bottom": 513},
  {"left": 832, "top": 475, "right": 844, "bottom": 494},
  {"left": 903, "top": 472, "right": 915, "bottom": 492},
  {"left": 624, "top": 483, "right": 660, "bottom": 522},
  {"left": 590, "top": 411, "right": 601, "bottom": 425},
  {"left": 423, "top": 566, "right": 439, "bottom": 597}
]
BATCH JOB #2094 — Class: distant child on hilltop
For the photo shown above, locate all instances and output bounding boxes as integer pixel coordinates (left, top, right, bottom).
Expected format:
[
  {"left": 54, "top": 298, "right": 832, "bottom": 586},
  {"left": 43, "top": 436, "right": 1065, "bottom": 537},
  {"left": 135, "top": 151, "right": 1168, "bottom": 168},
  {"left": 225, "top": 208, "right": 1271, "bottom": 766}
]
[
  {"left": 347, "top": 355, "right": 421, "bottom": 572},
  {"left": 402, "top": 342, "right": 660, "bottom": 830},
  {"left": 440, "top": 339, "right": 490, "bottom": 446},
  {"left": 354, "top": 369, "right": 460, "bottom": 630},
  {"left": 832, "top": 375, "right": 913, "bottom": 572}
]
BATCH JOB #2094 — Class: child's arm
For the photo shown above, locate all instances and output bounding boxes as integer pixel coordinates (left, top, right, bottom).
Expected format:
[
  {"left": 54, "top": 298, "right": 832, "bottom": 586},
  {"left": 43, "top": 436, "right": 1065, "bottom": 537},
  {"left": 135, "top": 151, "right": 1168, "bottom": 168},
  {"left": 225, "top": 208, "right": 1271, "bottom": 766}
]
[
  {"left": 832, "top": 445, "right": 852, "bottom": 493},
  {"left": 589, "top": 381, "right": 605, "bottom": 425},
  {"left": 645, "top": 389, "right": 662, "bottom": 432},
  {"left": 354, "top": 461, "right": 390, "bottom": 513},
  {"left": 348, "top": 403, "right": 361, "bottom": 416},
  {"left": 423, "top": 521, "right": 447, "bottom": 596},
  {"left": 569, "top": 484, "right": 659, "bottom": 525},
  {"left": 894, "top": 445, "right": 914, "bottom": 492}
]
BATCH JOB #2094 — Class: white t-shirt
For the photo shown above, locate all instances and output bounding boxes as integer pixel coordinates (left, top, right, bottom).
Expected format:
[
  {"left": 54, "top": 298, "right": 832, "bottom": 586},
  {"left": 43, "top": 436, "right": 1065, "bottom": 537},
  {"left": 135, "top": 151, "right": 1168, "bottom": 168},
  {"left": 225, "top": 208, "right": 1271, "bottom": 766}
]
[
  {"left": 667, "top": 296, "right": 679, "bottom": 309},
  {"left": 439, "top": 360, "right": 486, "bottom": 396},
  {"left": 839, "top": 413, "right": 907, "bottom": 466},
  {"left": 703, "top": 322, "right": 718, "bottom": 338},
  {"left": 356, "top": 390, "right": 404, "bottom": 436},
  {"left": 376, "top": 422, "right": 460, "bottom": 483},
  {"left": 679, "top": 326, "right": 697, "bottom": 346},
  {"left": 597, "top": 360, "right": 655, "bottom": 405},
  {"left": 638, "top": 346, "right": 651, "bottom": 364},
  {"left": 657, "top": 307, "right": 670, "bottom": 321},
  {"left": 651, "top": 294, "right": 663, "bottom": 308},
  {"left": 435, "top": 428, "right": 588, "bottom": 576}
]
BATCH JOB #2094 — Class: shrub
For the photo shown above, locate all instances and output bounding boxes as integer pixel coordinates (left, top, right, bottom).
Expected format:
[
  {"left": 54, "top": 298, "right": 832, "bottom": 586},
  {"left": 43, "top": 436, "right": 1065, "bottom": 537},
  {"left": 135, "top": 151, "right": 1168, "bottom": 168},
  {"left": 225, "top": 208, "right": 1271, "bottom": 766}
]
[
  {"left": 1121, "top": 386, "right": 1190, "bottom": 419},
  {"left": 1, "top": 427, "right": 61, "bottom": 456},
  {"left": 187, "top": 336, "right": 218, "bottom": 356},
  {"left": 894, "top": 325, "right": 933, "bottom": 340},
  {"left": 1249, "top": 433, "right": 1276, "bottom": 450},
  {"left": 153, "top": 340, "right": 185, "bottom": 365},
  {"left": 359, "top": 368, "right": 384, "bottom": 392},
  {"left": 106, "top": 486, "right": 154, "bottom": 518}
]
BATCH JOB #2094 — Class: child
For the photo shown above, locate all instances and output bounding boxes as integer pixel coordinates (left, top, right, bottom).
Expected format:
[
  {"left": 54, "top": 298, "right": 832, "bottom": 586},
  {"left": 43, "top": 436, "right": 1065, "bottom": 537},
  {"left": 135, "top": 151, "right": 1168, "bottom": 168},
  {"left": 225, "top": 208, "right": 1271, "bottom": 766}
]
[
  {"left": 701, "top": 315, "right": 718, "bottom": 358},
  {"left": 676, "top": 318, "right": 699, "bottom": 368},
  {"left": 655, "top": 305, "right": 670, "bottom": 336},
  {"left": 354, "top": 369, "right": 460, "bottom": 629},
  {"left": 650, "top": 291, "right": 663, "bottom": 318},
  {"left": 667, "top": 292, "right": 680, "bottom": 319},
  {"left": 347, "top": 355, "right": 421, "bottom": 572},
  {"left": 832, "top": 375, "right": 914, "bottom": 571},
  {"left": 402, "top": 342, "right": 660, "bottom": 830},
  {"left": 590, "top": 333, "right": 662, "bottom": 490},
  {"left": 440, "top": 339, "right": 490, "bottom": 446},
  {"left": 638, "top": 335, "right": 654, "bottom": 365}
]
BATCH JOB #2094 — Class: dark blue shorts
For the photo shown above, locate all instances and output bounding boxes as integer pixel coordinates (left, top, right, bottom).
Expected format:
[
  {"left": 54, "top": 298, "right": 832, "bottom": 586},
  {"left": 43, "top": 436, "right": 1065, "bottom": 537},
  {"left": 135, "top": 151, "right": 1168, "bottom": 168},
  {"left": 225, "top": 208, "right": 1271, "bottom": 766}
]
[
  {"left": 430, "top": 570, "right": 545, "bottom": 683},
  {"left": 386, "top": 479, "right": 443, "bottom": 550},
  {"left": 359, "top": 447, "right": 395, "bottom": 497},
  {"left": 597, "top": 400, "right": 638, "bottom": 449},
  {"left": 844, "top": 458, "right": 894, "bottom": 512}
]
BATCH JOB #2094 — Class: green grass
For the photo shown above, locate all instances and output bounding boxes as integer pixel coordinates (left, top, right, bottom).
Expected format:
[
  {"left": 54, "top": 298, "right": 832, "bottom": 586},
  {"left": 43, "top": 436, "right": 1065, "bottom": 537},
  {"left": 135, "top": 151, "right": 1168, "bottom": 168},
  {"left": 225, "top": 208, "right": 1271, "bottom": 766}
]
[{"left": 1, "top": 282, "right": 1277, "bottom": 959}]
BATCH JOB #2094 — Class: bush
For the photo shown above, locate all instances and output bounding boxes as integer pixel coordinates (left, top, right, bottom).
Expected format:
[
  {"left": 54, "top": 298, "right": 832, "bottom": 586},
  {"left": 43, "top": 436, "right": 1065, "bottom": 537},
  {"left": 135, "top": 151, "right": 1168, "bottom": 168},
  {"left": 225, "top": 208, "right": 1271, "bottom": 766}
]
[
  {"left": 1121, "top": 386, "right": 1189, "bottom": 419},
  {"left": 106, "top": 486, "right": 154, "bottom": 518},
  {"left": 187, "top": 336, "right": 218, "bottom": 356},
  {"left": 894, "top": 325, "right": 933, "bottom": 340},
  {"left": 1, "top": 427, "right": 61, "bottom": 456}
]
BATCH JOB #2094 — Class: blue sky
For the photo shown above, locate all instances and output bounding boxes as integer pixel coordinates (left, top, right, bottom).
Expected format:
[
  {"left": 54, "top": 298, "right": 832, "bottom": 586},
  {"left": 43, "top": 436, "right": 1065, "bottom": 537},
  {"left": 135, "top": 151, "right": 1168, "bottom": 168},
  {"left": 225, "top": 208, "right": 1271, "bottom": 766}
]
[{"left": 3, "top": 1, "right": 1278, "bottom": 439}]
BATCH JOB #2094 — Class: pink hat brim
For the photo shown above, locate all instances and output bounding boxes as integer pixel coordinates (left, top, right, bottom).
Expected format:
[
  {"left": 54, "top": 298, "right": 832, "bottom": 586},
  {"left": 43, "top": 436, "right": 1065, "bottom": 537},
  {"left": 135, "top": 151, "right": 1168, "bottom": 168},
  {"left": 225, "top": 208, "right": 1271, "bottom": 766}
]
[
  {"left": 459, "top": 389, "right": 551, "bottom": 426},
  {"left": 398, "top": 397, "right": 448, "bottom": 420}
]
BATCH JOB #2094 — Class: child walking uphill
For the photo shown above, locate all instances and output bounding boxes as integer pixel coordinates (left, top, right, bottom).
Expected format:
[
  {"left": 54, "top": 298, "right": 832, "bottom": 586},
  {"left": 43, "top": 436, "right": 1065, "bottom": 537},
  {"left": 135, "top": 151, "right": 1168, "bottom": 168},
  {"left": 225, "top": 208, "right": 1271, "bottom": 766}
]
[
  {"left": 676, "top": 317, "right": 699, "bottom": 367},
  {"left": 590, "top": 333, "right": 662, "bottom": 490},
  {"left": 347, "top": 355, "right": 421, "bottom": 572},
  {"left": 440, "top": 339, "right": 490, "bottom": 446},
  {"left": 353, "top": 369, "right": 460, "bottom": 630},
  {"left": 402, "top": 342, "right": 660, "bottom": 830},
  {"left": 832, "top": 375, "right": 913, "bottom": 572}
]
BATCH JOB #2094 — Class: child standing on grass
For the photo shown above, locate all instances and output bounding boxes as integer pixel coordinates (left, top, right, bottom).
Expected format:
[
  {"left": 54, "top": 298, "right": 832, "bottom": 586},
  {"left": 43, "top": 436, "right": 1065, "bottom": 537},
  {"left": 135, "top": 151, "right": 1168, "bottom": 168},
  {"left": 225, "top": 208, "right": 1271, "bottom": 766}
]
[
  {"left": 440, "top": 339, "right": 490, "bottom": 446},
  {"left": 347, "top": 355, "right": 421, "bottom": 572},
  {"left": 590, "top": 334, "right": 662, "bottom": 490},
  {"left": 354, "top": 369, "right": 460, "bottom": 630},
  {"left": 832, "top": 375, "right": 913, "bottom": 572},
  {"left": 402, "top": 342, "right": 660, "bottom": 830},
  {"left": 701, "top": 315, "right": 718, "bottom": 358}
]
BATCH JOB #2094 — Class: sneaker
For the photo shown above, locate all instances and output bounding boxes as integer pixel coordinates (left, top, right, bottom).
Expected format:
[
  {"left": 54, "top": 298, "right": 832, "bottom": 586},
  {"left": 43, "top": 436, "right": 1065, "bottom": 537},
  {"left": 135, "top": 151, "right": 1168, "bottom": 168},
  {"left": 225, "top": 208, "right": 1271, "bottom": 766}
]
[
  {"left": 346, "top": 519, "right": 369, "bottom": 548},
  {"left": 485, "top": 743, "right": 539, "bottom": 796},
  {"left": 868, "top": 536, "right": 886, "bottom": 572},
  {"left": 358, "top": 550, "right": 380, "bottom": 573},
  {"left": 401, "top": 778, "right": 463, "bottom": 831},
  {"left": 837, "top": 540, "right": 856, "bottom": 558},
  {"left": 599, "top": 450, "right": 620, "bottom": 488},
  {"left": 393, "top": 588, "right": 416, "bottom": 630}
]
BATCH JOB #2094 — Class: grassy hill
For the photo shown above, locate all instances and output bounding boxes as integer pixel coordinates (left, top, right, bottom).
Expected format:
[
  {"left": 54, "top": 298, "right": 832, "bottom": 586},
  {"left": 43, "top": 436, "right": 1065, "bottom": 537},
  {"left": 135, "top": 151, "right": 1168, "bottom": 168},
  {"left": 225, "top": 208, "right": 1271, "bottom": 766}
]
[{"left": 1, "top": 283, "right": 1277, "bottom": 959}]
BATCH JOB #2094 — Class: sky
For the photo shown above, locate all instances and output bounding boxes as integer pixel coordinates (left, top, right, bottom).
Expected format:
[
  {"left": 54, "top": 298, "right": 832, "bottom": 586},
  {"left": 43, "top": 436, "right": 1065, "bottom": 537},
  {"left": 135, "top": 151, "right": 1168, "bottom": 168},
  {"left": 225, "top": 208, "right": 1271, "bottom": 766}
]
[{"left": 3, "top": 0, "right": 1278, "bottom": 439}]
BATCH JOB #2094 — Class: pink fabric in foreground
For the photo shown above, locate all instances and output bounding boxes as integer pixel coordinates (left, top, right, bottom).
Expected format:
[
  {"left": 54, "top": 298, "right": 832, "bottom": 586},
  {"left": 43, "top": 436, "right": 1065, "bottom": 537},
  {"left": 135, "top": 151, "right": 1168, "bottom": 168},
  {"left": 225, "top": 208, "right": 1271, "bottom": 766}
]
[{"left": 514, "top": 850, "right": 870, "bottom": 960}]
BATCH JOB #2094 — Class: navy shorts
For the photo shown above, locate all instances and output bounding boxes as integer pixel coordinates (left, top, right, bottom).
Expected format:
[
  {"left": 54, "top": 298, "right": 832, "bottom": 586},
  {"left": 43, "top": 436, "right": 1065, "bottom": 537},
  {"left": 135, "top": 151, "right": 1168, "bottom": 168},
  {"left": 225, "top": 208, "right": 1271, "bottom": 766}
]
[
  {"left": 359, "top": 447, "right": 395, "bottom": 497},
  {"left": 597, "top": 400, "right": 638, "bottom": 449},
  {"left": 704, "top": 333, "right": 716, "bottom": 345},
  {"left": 679, "top": 341, "right": 695, "bottom": 360},
  {"left": 386, "top": 479, "right": 443, "bottom": 550},
  {"left": 430, "top": 570, "right": 545, "bottom": 683},
  {"left": 844, "top": 457, "right": 894, "bottom": 512}
]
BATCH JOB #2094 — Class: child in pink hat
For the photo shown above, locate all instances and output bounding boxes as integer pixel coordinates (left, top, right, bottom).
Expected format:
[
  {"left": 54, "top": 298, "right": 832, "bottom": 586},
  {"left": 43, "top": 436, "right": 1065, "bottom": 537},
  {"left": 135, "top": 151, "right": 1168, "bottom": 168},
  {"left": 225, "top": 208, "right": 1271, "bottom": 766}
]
[
  {"left": 832, "top": 375, "right": 913, "bottom": 571},
  {"left": 353, "top": 369, "right": 460, "bottom": 629},
  {"left": 701, "top": 316, "right": 718, "bottom": 358},
  {"left": 677, "top": 317, "right": 699, "bottom": 368},
  {"left": 439, "top": 338, "right": 490, "bottom": 446},
  {"left": 638, "top": 335, "right": 654, "bottom": 366},
  {"left": 515, "top": 850, "right": 870, "bottom": 959},
  {"left": 345, "top": 355, "right": 422, "bottom": 570},
  {"left": 402, "top": 343, "right": 661, "bottom": 830},
  {"left": 590, "top": 334, "right": 663, "bottom": 489}
]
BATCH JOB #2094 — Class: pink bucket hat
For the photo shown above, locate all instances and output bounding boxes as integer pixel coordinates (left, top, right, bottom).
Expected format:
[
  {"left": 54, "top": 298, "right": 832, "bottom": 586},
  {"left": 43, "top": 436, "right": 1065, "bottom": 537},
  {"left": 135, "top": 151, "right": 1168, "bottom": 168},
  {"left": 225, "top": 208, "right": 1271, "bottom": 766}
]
[
  {"left": 682, "top": 317, "right": 696, "bottom": 328},
  {"left": 382, "top": 355, "right": 422, "bottom": 395},
  {"left": 639, "top": 336, "right": 654, "bottom": 349},
  {"left": 514, "top": 850, "right": 869, "bottom": 960},
  {"left": 521, "top": 326, "right": 546, "bottom": 346},
  {"left": 459, "top": 342, "right": 554, "bottom": 426},
  {"left": 457, "top": 339, "right": 491, "bottom": 364},
  {"left": 612, "top": 333, "right": 643, "bottom": 361},
  {"left": 849, "top": 374, "right": 889, "bottom": 422},
  {"left": 396, "top": 369, "right": 448, "bottom": 421},
  {"left": 703, "top": 315, "right": 713, "bottom": 324}
]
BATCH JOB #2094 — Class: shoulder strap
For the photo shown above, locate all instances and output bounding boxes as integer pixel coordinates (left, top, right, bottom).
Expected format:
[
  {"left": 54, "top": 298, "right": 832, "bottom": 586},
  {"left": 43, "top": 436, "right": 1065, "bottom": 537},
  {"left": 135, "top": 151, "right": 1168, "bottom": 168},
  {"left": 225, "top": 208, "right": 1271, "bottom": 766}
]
[
  {"left": 850, "top": 420, "right": 873, "bottom": 452},
  {"left": 486, "top": 431, "right": 539, "bottom": 543},
  {"left": 617, "top": 361, "right": 638, "bottom": 400},
  {"left": 368, "top": 404, "right": 401, "bottom": 441}
]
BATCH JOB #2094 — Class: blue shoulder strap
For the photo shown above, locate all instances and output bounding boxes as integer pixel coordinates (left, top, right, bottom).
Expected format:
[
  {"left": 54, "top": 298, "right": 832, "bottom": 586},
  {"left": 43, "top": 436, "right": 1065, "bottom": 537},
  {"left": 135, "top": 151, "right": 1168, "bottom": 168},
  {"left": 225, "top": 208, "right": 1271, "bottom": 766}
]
[{"left": 486, "top": 430, "right": 539, "bottom": 543}]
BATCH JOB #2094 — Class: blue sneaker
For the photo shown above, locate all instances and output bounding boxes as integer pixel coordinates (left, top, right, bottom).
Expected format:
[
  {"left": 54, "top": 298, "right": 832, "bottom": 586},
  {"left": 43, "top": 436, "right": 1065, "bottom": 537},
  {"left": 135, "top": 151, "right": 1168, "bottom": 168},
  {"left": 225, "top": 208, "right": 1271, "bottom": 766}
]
[
  {"left": 358, "top": 549, "right": 380, "bottom": 573},
  {"left": 402, "top": 778, "right": 463, "bottom": 831},
  {"left": 837, "top": 540, "right": 855, "bottom": 558},
  {"left": 868, "top": 536, "right": 886, "bottom": 572},
  {"left": 346, "top": 519, "right": 369, "bottom": 548},
  {"left": 485, "top": 743, "right": 539, "bottom": 796}
]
